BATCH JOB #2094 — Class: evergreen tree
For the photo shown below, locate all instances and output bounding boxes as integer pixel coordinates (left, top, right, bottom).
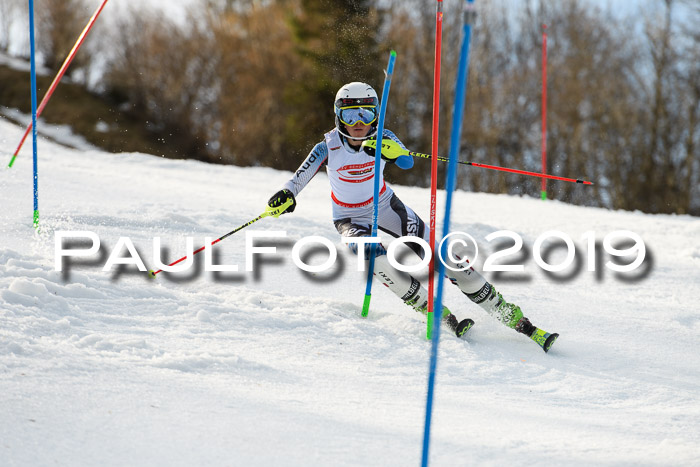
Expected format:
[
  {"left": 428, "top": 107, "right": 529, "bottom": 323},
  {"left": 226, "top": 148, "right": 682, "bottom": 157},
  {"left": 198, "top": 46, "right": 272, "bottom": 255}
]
[{"left": 285, "top": 0, "right": 380, "bottom": 165}]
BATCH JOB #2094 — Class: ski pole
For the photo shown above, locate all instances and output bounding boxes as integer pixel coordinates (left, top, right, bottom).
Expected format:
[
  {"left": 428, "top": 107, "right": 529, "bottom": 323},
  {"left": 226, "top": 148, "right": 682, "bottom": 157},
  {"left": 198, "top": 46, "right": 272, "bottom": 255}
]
[
  {"left": 8, "top": 0, "right": 110, "bottom": 168},
  {"left": 148, "top": 198, "right": 294, "bottom": 277},
  {"left": 362, "top": 139, "right": 594, "bottom": 185}
]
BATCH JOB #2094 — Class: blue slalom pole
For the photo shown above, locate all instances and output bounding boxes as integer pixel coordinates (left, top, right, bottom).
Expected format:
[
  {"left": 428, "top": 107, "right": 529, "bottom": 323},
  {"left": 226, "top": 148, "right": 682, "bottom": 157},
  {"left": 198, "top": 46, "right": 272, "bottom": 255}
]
[
  {"left": 421, "top": 2, "right": 475, "bottom": 465},
  {"left": 362, "top": 50, "right": 397, "bottom": 317},
  {"left": 28, "top": 0, "right": 39, "bottom": 230}
]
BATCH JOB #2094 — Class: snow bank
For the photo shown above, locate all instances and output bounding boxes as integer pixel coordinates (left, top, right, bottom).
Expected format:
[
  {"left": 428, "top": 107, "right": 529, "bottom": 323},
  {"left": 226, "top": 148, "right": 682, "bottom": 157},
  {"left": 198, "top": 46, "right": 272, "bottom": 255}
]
[{"left": 1, "top": 118, "right": 699, "bottom": 466}]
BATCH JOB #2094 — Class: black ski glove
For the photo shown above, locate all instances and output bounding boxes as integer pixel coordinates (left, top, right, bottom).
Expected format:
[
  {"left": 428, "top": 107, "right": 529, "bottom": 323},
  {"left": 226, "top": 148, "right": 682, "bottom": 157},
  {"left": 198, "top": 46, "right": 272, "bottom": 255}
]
[{"left": 267, "top": 189, "right": 296, "bottom": 214}]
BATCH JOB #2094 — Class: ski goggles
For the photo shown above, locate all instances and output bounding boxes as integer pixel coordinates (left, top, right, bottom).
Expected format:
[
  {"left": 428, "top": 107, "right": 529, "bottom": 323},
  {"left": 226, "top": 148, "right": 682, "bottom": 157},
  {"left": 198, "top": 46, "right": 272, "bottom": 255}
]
[{"left": 336, "top": 106, "right": 378, "bottom": 126}]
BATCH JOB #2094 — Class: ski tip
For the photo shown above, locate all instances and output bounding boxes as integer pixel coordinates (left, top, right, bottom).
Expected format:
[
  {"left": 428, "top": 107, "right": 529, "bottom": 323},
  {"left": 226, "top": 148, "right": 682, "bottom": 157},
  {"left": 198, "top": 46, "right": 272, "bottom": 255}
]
[
  {"left": 147, "top": 269, "right": 157, "bottom": 279},
  {"left": 455, "top": 318, "right": 475, "bottom": 339},
  {"left": 542, "top": 332, "right": 559, "bottom": 353},
  {"left": 530, "top": 328, "right": 559, "bottom": 353}
]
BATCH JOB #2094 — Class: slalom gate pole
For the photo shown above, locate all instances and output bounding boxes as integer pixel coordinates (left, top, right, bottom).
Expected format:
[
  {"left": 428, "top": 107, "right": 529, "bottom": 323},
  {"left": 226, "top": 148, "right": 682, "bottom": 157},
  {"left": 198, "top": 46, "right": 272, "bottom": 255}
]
[
  {"left": 362, "top": 139, "right": 594, "bottom": 185},
  {"left": 8, "top": 0, "right": 110, "bottom": 168},
  {"left": 421, "top": 1, "right": 475, "bottom": 466},
  {"left": 28, "top": 0, "right": 39, "bottom": 230},
  {"left": 427, "top": 0, "right": 444, "bottom": 340},
  {"left": 541, "top": 24, "right": 548, "bottom": 200},
  {"left": 410, "top": 150, "right": 593, "bottom": 184},
  {"left": 361, "top": 50, "right": 397, "bottom": 318},
  {"left": 148, "top": 199, "right": 293, "bottom": 277}
]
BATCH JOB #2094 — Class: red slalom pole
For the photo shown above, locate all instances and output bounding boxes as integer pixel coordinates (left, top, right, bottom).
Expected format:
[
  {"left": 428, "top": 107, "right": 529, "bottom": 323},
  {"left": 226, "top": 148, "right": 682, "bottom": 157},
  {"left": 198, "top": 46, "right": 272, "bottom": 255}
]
[
  {"left": 362, "top": 139, "right": 595, "bottom": 185},
  {"left": 427, "top": 0, "right": 444, "bottom": 339},
  {"left": 541, "top": 24, "right": 548, "bottom": 199},
  {"left": 8, "top": 0, "right": 110, "bottom": 168},
  {"left": 458, "top": 160, "right": 593, "bottom": 185},
  {"left": 406, "top": 150, "right": 594, "bottom": 185}
]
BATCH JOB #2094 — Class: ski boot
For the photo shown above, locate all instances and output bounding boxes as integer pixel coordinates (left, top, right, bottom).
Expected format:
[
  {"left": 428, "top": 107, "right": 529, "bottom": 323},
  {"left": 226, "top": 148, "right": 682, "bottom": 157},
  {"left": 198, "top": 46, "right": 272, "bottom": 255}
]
[
  {"left": 474, "top": 285, "right": 558, "bottom": 352},
  {"left": 407, "top": 293, "right": 474, "bottom": 338},
  {"left": 479, "top": 286, "right": 524, "bottom": 329},
  {"left": 515, "top": 317, "right": 559, "bottom": 353}
]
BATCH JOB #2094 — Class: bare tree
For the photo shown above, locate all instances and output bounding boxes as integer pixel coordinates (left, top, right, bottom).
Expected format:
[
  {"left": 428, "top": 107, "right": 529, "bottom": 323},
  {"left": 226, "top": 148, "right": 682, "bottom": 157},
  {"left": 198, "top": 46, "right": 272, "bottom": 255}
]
[
  {"left": 36, "top": 0, "right": 92, "bottom": 76},
  {"left": 0, "top": 0, "right": 19, "bottom": 52},
  {"left": 627, "top": 0, "right": 700, "bottom": 214},
  {"left": 677, "top": 0, "right": 700, "bottom": 214},
  {"left": 91, "top": 0, "right": 698, "bottom": 215},
  {"left": 103, "top": 6, "right": 218, "bottom": 159},
  {"left": 205, "top": 1, "right": 301, "bottom": 167}
]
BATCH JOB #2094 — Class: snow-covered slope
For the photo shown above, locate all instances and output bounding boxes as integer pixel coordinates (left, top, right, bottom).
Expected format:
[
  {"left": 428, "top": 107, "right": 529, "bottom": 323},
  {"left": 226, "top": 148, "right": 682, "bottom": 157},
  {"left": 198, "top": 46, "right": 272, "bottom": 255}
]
[{"left": 1, "top": 118, "right": 699, "bottom": 466}]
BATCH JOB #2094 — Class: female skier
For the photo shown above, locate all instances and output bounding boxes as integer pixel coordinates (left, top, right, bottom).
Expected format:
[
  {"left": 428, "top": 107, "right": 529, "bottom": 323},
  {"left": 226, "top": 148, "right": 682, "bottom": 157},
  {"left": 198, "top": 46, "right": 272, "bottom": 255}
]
[{"left": 267, "top": 82, "right": 557, "bottom": 351}]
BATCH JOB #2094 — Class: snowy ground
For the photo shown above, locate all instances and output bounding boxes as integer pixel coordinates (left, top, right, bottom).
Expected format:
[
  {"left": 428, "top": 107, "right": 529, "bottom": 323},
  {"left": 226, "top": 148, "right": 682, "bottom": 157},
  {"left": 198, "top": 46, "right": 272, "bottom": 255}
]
[{"left": 1, "top": 117, "right": 699, "bottom": 466}]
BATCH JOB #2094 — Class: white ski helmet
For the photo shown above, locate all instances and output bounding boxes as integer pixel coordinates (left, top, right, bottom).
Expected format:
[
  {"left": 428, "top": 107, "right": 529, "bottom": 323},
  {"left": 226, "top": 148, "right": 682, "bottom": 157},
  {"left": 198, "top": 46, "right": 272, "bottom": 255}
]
[{"left": 334, "top": 82, "right": 379, "bottom": 140}]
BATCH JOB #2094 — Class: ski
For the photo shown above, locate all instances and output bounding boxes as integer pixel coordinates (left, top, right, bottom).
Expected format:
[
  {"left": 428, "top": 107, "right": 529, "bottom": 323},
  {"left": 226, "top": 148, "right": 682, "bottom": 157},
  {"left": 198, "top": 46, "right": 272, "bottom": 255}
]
[
  {"left": 444, "top": 313, "right": 474, "bottom": 339},
  {"left": 455, "top": 318, "right": 475, "bottom": 338}
]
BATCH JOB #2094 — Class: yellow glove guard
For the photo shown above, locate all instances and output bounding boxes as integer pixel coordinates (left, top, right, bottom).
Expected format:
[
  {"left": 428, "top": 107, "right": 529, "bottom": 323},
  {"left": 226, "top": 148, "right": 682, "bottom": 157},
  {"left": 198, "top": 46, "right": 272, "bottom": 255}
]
[
  {"left": 264, "top": 197, "right": 295, "bottom": 218},
  {"left": 361, "top": 139, "right": 407, "bottom": 160}
]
